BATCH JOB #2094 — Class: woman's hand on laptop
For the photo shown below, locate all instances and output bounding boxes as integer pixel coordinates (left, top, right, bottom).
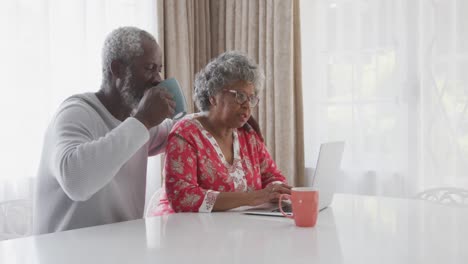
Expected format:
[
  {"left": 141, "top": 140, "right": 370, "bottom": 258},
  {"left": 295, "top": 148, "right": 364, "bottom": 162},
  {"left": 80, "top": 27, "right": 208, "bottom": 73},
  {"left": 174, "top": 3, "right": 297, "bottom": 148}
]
[
  {"left": 267, "top": 183, "right": 292, "bottom": 203},
  {"left": 247, "top": 183, "right": 292, "bottom": 206},
  {"left": 269, "top": 183, "right": 292, "bottom": 194}
]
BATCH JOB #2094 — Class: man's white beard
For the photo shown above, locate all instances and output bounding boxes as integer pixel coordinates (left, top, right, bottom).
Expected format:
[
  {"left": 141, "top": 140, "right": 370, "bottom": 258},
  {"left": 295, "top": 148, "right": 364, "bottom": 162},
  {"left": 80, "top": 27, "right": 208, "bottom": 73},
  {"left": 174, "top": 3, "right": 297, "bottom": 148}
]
[{"left": 120, "top": 68, "right": 141, "bottom": 111}]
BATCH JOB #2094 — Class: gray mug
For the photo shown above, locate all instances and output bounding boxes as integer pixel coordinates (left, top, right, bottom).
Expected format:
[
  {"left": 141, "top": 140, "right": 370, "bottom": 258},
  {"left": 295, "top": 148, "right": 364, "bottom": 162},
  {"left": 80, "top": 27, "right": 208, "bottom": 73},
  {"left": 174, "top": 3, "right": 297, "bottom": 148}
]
[{"left": 156, "top": 78, "right": 187, "bottom": 120}]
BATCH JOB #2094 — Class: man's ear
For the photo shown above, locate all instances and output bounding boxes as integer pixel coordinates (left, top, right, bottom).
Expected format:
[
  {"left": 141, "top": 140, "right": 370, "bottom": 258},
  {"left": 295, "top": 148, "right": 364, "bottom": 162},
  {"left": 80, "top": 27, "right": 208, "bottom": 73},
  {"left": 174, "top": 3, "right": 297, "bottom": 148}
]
[
  {"left": 209, "top": 96, "right": 217, "bottom": 106},
  {"left": 110, "top": 60, "right": 125, "bottom": 79}
]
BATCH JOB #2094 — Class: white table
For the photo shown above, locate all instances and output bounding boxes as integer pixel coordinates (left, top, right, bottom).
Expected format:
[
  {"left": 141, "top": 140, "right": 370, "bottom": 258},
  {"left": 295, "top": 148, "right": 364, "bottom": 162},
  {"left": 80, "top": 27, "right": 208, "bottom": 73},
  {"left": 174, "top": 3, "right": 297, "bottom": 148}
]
[{"left": 1, "top": 194, "right": 468, "bottom": 264}]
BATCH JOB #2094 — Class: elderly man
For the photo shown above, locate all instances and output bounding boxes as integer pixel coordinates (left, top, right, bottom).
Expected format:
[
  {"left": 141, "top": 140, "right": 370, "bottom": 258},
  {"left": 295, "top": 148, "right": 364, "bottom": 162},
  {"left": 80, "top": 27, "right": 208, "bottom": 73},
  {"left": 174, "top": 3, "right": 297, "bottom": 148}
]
[{"left": 33, "top": 27, "right": 176, "bottom": 234}]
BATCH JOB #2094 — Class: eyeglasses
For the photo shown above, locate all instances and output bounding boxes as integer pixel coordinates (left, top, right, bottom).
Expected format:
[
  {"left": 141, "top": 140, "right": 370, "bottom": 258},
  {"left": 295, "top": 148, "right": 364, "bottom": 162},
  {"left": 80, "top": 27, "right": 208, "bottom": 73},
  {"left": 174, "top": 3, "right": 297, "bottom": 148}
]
[{"left": 223, "top": 89, "right": 260, "bottom": 107}]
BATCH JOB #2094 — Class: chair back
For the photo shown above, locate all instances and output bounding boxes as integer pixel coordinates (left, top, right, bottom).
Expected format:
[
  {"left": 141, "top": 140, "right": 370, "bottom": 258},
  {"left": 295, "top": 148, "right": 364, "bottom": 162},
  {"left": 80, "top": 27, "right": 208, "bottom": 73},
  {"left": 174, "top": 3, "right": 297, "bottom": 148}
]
[
  {"left": 145, "top": 188, "right": 163, "bottom": 217},
  {"left": 0, "top": 199, "right": 32, "bottom": 240},
  {"left": 415, "top": 187, "right": 468, "bottom": 205}
]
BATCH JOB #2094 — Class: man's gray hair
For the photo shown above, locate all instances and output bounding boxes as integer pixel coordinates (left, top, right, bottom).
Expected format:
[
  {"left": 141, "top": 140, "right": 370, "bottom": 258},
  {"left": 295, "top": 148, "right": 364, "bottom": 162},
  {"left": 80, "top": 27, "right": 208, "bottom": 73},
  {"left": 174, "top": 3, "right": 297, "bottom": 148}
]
[
  {"left": 101, "top": 26, "right": 156, "bottom": 84},
  {"left": 193, "top": 51, "right": 265, "bottom": 111}
]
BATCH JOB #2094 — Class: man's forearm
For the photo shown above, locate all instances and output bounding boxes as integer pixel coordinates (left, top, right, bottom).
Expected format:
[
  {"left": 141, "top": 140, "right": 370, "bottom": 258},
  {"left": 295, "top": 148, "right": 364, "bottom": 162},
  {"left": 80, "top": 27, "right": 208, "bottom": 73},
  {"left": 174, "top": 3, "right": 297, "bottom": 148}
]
[{"left": 52, "top": 117, "right": 149, "bottom": 201}]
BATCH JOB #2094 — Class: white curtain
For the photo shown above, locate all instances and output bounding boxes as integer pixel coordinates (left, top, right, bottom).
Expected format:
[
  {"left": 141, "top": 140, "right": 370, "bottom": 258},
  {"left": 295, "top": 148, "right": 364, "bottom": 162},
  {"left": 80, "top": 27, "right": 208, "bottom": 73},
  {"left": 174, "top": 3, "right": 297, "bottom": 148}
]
[
  {"left": 0, "top": 0, "right": 159, "bottom": 234},
  {"left": 301, "top": 0, "right": 468, "bottom": 198}
]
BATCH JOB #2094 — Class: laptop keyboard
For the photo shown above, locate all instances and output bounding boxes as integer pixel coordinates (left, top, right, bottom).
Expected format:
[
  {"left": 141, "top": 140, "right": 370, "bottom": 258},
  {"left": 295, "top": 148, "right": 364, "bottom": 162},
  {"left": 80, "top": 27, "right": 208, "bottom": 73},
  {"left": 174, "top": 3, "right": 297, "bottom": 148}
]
[{"left": 272, "top": 204, "right": 292, "bottom": 213}]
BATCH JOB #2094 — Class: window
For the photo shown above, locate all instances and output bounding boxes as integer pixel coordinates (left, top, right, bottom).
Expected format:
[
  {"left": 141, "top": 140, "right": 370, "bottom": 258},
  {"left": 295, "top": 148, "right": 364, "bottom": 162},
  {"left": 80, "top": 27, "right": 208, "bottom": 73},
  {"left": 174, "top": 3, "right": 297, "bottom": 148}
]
[
  {"left": 0, "top": 0, "right": 158, "bottom": 202},
  {"left": 301, "top": 0, "right": 468, "bottom": 197}
]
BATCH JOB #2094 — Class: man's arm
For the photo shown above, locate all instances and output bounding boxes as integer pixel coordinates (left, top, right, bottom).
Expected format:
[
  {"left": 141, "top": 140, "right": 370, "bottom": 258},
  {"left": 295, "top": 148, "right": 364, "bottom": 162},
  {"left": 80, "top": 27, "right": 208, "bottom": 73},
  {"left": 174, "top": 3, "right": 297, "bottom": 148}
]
[
  {"left": 50, "top": 103, "right": 149, "bottom": 201},
  {"left": 147, "top": 119, "right": 176, "bottom": 156}
]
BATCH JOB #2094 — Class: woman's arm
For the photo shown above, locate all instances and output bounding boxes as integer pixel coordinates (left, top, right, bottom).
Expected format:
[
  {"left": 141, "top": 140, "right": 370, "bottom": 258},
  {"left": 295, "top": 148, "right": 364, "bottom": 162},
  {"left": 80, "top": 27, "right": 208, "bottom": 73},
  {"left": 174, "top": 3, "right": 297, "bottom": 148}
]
[
  {"left": 211, "top": 192, "right": 251, "bottom": 211},
  {"left": 254, "top": 135, "right": 290, "bottom": 187},
  {"left": 212, "top": 185, "right": 281, "bottom": 211},
  {"left": 211, "top": 129, "right": 293, "bottom": 210}
]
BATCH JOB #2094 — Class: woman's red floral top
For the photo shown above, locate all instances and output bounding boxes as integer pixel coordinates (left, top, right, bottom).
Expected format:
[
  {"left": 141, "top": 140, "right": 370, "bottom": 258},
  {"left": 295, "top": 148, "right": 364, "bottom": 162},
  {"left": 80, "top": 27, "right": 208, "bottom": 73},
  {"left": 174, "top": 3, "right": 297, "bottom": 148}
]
[{"left": 152, "top": 114, "right": 287, "bottom": 215}]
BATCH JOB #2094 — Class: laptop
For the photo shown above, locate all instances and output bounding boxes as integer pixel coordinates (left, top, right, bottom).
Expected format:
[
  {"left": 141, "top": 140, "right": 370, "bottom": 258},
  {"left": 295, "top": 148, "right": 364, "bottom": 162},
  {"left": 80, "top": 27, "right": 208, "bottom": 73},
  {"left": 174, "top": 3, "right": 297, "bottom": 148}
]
[{"left": 243, "top": 141, "right": 345, "bottom": 217}]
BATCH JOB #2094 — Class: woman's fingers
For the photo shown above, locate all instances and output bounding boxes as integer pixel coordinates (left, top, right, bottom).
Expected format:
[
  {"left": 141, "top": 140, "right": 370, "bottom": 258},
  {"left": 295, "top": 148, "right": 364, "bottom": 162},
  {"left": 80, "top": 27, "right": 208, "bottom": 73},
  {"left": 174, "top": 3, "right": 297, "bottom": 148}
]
[
  {"left": 272, "top": 184, "right": 292, "bottom": 194},
  {"left": 262, "top": 183, "right": 294, "bottom": 203},
  {"left": 268, "top": 192, "right": 282, "bottom": 200},
  {"left": 280, "top": 183, "right": 293, "bottom": 189}
]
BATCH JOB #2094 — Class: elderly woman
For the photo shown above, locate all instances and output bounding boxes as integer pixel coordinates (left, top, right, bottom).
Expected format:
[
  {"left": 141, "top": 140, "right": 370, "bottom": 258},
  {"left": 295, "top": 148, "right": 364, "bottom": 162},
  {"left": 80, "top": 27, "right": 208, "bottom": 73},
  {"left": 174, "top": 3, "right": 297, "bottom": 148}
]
[{"left": 153, "top": 51, "right": 291, "bottom": 215}]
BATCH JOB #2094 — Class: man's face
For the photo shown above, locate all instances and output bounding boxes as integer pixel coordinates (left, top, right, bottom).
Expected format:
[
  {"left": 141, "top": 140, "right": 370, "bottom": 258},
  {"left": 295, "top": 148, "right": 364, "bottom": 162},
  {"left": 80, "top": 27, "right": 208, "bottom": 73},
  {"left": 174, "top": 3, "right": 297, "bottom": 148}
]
[{"left": 120, "top": 38, "right": 163, "bottom": 109}]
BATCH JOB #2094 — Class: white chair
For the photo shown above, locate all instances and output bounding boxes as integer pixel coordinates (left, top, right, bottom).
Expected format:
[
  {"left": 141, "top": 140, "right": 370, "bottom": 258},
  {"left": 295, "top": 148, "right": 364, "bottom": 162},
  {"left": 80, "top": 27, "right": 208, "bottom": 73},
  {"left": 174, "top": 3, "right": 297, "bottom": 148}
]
[
  {"left": 144, "top": 188, "right": 163, "bottom": 217},
  {"left": 415, "top": 187, "right": 468, "bottom": 206},
  {"left": 0, "top": 199, "right": 32, "bottom": 240}
]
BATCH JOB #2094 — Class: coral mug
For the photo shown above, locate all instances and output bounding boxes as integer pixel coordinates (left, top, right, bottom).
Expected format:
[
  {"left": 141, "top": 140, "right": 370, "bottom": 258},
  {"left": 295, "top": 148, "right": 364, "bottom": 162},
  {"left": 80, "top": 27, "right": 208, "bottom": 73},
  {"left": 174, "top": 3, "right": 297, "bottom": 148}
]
[{"left": 279, "top": 187, "right": 319, "bottom": 227}]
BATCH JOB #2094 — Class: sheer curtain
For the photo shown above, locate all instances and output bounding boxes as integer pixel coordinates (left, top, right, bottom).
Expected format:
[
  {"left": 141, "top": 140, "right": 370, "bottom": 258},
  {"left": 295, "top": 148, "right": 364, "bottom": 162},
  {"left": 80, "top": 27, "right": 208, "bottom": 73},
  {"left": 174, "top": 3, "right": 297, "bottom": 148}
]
[
  {"left": 0, "top": 0, "right": 159, "bottom": 235},
  {"left": 301, "top": 0, "right": 468, "bottom": 198}
]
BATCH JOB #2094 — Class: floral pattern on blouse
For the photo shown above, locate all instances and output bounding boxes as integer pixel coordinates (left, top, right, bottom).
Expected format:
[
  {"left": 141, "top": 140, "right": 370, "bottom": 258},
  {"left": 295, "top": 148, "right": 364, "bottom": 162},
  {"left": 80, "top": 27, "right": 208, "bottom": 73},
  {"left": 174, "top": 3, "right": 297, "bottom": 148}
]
[{"left": 152, "top": 114, "right": 287, "bottom": 215}]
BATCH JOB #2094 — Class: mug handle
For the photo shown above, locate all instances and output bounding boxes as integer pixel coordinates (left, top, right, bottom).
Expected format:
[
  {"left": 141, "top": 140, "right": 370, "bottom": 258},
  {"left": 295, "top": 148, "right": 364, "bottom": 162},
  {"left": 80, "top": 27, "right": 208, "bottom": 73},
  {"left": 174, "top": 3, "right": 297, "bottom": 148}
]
[{"left": 278, "top": 194, "right": 294, "bottom": 219}]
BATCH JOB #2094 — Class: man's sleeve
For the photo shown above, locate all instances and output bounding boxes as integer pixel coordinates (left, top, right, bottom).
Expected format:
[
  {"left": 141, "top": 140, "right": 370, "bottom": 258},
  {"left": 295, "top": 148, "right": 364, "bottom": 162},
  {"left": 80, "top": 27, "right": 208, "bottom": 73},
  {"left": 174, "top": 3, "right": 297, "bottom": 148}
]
[
  {"left": 50, "top": 103, "right": 150, "bottom": 201},
  {"left": 147, "top": 119, "right": 176, "bottom": 156}
]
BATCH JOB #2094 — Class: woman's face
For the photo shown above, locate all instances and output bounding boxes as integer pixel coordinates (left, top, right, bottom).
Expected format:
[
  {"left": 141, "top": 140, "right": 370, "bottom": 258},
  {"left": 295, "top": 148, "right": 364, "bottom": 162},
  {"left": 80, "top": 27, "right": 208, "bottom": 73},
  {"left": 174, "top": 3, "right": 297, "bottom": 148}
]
[{"left": 210, "top": 80, "right": 257, "bottom": 128}]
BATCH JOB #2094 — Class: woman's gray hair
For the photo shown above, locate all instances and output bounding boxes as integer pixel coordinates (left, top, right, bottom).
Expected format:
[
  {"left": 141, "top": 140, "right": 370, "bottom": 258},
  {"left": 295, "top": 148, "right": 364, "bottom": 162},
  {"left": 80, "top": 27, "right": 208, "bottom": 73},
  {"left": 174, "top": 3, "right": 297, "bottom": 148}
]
[
  {"left": 101, "top": 26, "right": 156, "bottom": 84},
  {"left": 193, "top": 51, "right": 265, "bottom": 111}
]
